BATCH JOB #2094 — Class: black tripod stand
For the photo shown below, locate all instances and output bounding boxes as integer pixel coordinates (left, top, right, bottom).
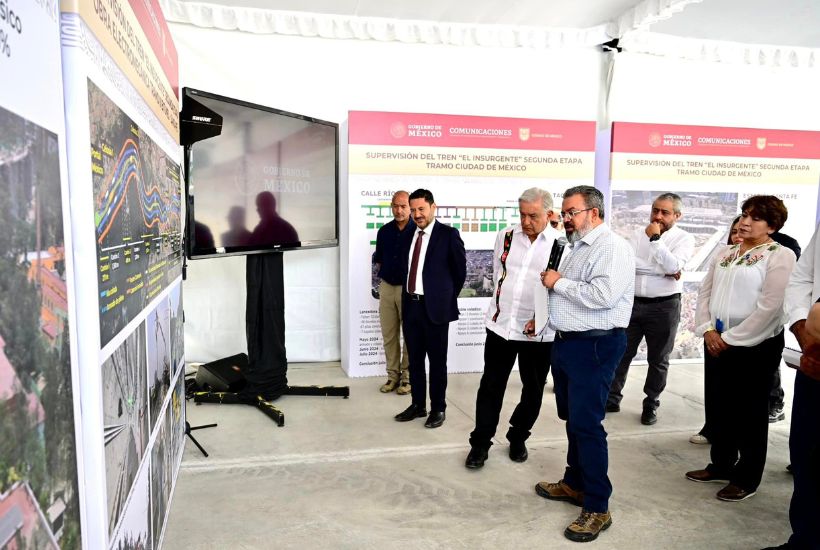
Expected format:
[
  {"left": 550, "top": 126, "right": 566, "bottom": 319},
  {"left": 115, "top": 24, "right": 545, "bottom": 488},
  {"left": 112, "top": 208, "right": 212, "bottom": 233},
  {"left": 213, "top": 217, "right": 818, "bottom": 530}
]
[
  {"left": 193, "top": 383, "right": 349, "bottom": 427},
  {"left": 184, "top": 420, "right": 217, "bottom": 457},
  {"left": 191, "top": 253, "right": 349, "bottom": 427},
  {"left": 183, "top": 376, "right": 217, "bottom": 457}
]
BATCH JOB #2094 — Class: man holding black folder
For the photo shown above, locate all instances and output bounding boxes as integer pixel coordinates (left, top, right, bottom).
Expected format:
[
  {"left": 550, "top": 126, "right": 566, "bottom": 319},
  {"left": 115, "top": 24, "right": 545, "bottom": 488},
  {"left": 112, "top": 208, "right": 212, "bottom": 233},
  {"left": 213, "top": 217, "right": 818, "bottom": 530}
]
[{"left": 465, "top": 187, "right": 563, "bottom": 469}]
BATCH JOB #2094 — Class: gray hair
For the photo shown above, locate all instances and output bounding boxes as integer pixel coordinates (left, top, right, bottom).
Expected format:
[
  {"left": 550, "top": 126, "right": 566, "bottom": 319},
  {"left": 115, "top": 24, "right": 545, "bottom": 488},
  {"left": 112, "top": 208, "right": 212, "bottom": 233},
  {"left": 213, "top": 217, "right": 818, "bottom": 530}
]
[
  {"left": 518, "top": 187, "right": 553, "bottom": 212},
  {"left": 655, "top": 192, "right": 683, "bottom": 214},
  {"left": 563, "top": 185, "right": 605, "bottom": 220}
]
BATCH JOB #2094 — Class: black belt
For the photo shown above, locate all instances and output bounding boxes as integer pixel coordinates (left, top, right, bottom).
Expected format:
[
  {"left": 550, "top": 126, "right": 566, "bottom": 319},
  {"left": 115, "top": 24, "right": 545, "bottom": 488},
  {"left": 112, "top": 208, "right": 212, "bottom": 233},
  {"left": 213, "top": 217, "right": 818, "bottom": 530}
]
[
  {"left": 408, "top": 293, "right": 424, "bottom": 301},
  {"left": 634, "top": 293, "right": 680, "bottom": 304},
  {"left": 556, "top": 328, "right": 623, "bottom": 340}
]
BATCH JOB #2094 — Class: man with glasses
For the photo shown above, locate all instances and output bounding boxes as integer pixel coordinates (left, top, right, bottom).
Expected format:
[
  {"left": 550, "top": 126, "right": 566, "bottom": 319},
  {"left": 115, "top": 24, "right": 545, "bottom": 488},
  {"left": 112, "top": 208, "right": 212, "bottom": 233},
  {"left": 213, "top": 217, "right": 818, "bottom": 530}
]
[
  {"left": 535, "top": 185, "right": 634, "bottom": 543},
  {"left": 606, "top": 193, "right": 694, "bottom": 426},
  {"left": 465, "top": 187, "right": 562, "bottom": 469}
]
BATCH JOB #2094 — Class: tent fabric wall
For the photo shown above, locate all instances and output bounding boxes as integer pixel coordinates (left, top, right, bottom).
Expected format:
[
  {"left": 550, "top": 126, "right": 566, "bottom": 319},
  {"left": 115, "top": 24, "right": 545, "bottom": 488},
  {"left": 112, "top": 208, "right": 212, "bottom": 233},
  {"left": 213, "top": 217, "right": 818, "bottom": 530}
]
[
  {"left": 608, "top": 0, "right": 704, "bottom": 37},
  {"left": 608, "top": 51, "right": 820, "bottom": 129},
  {"left": 161, "top": 3, "right": 609, "bottom": 47},
  {"left": 172, "top": 22, "right": 605, "bottom": 363},
  {"left": 621, "top": 31, "right": 818, "bottom": 68}
]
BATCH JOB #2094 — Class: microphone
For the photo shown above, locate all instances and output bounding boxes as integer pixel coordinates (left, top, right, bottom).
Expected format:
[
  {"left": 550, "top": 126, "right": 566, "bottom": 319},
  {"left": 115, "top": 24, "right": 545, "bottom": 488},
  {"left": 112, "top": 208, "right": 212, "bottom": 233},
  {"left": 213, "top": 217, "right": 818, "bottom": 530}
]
[{"left": 546, "top": 237, "right": 568, "bottom": 271}]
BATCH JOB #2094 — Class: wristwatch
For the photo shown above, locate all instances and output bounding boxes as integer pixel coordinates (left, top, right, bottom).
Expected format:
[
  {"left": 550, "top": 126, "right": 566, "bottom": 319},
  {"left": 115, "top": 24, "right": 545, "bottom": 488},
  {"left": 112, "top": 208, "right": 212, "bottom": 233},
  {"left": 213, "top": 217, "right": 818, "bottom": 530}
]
[{"left": 649, "top": 234, "right": 661, "bottom": 242}]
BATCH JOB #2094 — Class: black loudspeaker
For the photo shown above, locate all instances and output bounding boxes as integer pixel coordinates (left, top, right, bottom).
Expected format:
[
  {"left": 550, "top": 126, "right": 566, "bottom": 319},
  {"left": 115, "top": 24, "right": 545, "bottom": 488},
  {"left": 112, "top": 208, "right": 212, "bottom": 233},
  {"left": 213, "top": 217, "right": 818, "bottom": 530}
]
[
  {"left": 195, "top": 353, "right": 248, "bottom": 392},
  {"left": 180, "top": 88, "right": 223, "bottom": 146}
]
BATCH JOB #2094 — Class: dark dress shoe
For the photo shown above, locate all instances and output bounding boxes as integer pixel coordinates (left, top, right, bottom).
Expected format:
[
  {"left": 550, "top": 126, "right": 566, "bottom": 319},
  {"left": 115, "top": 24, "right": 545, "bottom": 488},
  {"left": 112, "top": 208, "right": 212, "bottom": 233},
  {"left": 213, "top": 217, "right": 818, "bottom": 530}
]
[
  {"left": 605, "top": 402, "right": 620, "bottom": 413},
  {"left": 641, "top": 408, "right": 657, "bottom": 425},
  {"left": 395, "top": 403, "right": 427, "bottom": 422},
  {"left": 465, "top": 447, "right": 488, "bottom": 469},
  {"left": 509, "top": 441, "right": 528, "bottom": 462},
  {"left": 424, "top": 411, "right": 445, "bottom": 428},
  {"left": 685, "top": 469, "right": 730, "bottom": 483},
  {"left": 716, "top": 483, "right": 756, "bottom": 502}
]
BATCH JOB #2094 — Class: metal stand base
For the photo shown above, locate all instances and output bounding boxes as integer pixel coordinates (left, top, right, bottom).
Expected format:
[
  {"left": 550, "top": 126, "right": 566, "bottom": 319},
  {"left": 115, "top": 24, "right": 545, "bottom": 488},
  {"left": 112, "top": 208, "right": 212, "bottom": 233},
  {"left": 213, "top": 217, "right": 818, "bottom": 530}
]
[
  {"left": 192, "top": 384, "right": 349, "bottom": 427},
  {"left": 185, "top": 420, "right": 217, "bottom": 457}
]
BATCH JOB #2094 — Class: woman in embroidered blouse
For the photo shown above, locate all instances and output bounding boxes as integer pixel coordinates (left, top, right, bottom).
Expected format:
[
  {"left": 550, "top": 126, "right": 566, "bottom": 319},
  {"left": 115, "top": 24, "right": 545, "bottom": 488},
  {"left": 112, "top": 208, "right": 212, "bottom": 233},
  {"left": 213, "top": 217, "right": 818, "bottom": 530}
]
[
  {"left": 685, "top": 196, "right": 795, "bottom": 502},
  {"left": 690, "top": 215, "right": 743, "bottom": 446}
]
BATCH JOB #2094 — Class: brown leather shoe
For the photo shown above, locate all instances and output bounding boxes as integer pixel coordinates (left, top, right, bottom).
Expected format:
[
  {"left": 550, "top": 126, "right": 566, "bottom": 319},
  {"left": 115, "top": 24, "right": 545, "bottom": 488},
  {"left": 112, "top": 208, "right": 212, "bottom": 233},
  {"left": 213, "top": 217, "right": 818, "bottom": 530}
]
[
  {"left": 564, "top": 510, "right": 612, "bottom": 542},
  {"left": 380, "top": 379, "right": 399, "bottom": 393},
  {"left": 396, "top": 382, "right": 411, "bottom": 395},
  {"left": 534, "top": 480, "right": 583, "bottom": 507},
  {"left": 685, "top": 469, "right": 730, "bottom": 483},
  {"left": 716, "top": 483, "right": 756, "bottom": 502}
]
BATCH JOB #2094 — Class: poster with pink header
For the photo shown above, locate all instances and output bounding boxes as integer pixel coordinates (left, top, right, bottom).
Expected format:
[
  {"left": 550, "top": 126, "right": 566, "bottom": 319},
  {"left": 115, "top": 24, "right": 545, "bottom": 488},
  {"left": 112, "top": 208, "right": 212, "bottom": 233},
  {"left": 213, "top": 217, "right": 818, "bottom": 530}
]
[{"left": 344, "top": 111, "right": 596, "bottom": 376}]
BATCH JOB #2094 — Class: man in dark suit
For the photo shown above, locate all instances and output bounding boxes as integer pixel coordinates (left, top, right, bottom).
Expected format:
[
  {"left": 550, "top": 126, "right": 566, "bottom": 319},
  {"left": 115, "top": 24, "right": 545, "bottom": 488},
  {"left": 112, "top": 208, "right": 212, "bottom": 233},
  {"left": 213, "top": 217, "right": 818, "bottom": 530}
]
[{"left": 394, "top": 189, "right": 466, "bottom": 428}]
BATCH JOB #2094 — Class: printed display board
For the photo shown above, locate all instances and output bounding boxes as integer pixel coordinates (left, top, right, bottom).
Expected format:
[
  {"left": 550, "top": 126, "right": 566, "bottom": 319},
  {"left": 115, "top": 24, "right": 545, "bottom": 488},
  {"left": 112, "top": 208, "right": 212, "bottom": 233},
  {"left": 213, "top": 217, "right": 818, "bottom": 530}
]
[
  {"left": 60, "top": 0, "right": 185, "bottom": 547},
  {"left": 89, "top": 79, "right": 182, "bottom": 347},
  {"left": 610, "top": 122, "right": 820, "bottom": 360},
  {"left": 345, "top": 111, "right": 596, "bottom": 376},
  {"left": 0, "top": 2, "right": 83, "bottom": 548}
]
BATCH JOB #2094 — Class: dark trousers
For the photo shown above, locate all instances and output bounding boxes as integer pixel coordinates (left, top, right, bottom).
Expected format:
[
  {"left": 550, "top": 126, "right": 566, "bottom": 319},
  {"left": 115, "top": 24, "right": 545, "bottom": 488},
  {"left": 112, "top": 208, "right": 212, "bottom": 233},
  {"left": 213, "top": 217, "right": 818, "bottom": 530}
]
[
  {"left": 607, "top": 296, "right": 680, "bottom": 411},
  {"left": 403, "top": 299, "right": 450, "bottom": 412},
  {"left": 770, "top": 365, "right": 785, "bottom": 410},
  {"left": 706, "top": 331, "right": 784, "bottom": 491},
  {"left": 552, "top": 330, "right": 626, "bottom": 513},
  {"left": 469, "top": 330, "right": 551, "bottom": 449},
  {"left": 699, "top": 344, "right": 720, "bottom": 440},
  {"left": 788, "top": 370, "right": 820, "bottom": 549},
  {"left": 702, "top": 355, "right": 784, "bottom": 440}
]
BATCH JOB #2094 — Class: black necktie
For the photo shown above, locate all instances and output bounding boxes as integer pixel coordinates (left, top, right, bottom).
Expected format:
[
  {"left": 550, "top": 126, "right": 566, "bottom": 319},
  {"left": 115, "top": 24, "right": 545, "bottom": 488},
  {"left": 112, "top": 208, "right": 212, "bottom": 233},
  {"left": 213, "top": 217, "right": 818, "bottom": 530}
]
[{"left": 408, "top": 230, "right": 424, "bottom": 293}]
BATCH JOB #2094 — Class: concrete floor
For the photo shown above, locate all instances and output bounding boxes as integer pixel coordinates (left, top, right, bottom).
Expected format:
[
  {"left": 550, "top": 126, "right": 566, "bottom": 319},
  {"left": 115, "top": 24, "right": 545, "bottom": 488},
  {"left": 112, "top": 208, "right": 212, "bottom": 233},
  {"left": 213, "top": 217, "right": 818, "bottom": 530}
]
[{"left": 162, "top": 361, "right": 795, "bottom": 549}]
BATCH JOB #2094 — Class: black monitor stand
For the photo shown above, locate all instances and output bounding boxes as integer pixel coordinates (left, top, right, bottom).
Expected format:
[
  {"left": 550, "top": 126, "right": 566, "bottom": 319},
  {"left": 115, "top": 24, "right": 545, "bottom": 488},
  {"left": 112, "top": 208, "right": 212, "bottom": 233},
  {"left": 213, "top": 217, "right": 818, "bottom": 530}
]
[{"left": 192, "top": 252, "right": 349, "bottom": 427}]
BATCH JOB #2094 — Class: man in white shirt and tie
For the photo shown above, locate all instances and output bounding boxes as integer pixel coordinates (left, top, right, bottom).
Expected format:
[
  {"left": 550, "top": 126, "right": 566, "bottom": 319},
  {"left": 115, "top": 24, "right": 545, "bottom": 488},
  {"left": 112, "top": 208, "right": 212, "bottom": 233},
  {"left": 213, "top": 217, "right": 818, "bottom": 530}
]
[
  {"left": 606, "top": 193, "right": 695, "bottom": 426},
  {"left": 465, "top": 187, "right": 563, "bottom": 469},
  {"left": 394, "top": 189, "right": 466, "bottom": 429}
]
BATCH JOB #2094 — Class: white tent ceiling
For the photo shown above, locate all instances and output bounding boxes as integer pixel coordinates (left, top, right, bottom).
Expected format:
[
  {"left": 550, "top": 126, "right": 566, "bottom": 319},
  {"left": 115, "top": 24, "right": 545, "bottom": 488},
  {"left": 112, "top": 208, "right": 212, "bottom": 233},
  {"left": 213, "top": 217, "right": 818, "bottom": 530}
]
[
  {"left": 162, "top": 0, "right": 639, "bottom": 29},
  {"left": 161, "top": 0, "right": 820, "bottom": 49}
]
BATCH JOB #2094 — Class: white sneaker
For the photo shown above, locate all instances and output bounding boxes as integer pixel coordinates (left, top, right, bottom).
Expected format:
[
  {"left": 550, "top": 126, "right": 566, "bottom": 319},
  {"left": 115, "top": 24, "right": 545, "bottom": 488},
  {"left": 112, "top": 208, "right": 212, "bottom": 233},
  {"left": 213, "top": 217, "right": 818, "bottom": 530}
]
[{"left": 689, "top": 433, "right": 709, "bottom": 445}]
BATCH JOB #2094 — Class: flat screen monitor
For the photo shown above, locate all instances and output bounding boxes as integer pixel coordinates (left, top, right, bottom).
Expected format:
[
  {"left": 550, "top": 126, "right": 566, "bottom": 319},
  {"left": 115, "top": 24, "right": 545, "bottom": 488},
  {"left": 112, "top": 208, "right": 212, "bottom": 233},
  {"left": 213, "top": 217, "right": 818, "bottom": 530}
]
[{"left": 183, "top": 88, "right": 339, "bottom": 258}]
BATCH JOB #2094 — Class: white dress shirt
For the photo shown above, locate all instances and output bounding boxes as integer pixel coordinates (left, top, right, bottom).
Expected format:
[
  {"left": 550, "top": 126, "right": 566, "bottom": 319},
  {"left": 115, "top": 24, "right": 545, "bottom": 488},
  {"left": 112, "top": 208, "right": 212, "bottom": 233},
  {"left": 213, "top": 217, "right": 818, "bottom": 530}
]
[
  {"left": 484, "top": 224, "right": 560, "bottom": 342},
  {"left": 786, "top": 222, "right": 820, "bottom": 326},
  {"left": 629, "top": 225, "right": 695, "bottom": 298},
  {"left": 549, "top": 223, "right": 635, "bottom": 332},
  {"left": 695, "top": 242, "right": 795, "bottom": 347},
  {"left": 406, "top": 219, "right": 436, "bottom": 295}
]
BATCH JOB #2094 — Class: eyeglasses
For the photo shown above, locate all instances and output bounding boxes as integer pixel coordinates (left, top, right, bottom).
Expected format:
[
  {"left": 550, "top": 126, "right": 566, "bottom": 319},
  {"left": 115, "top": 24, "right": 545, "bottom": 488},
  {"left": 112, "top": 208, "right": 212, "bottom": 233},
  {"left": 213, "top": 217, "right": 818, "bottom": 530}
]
[{"left": 560, "top": 207, "right": 593, "bottom": 220}]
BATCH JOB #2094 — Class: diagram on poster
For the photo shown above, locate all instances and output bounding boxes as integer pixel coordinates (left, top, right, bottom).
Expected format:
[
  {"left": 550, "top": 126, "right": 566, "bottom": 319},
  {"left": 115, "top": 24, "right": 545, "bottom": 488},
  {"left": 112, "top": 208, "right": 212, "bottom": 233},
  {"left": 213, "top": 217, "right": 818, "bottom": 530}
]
[
  {"left": 88, "top": 79, "right": 182, "bottom": 347},
  {"left": 102, "top": 322, "right": 148, "bottom": 536},
  {"left": 0, "top": 104, "right": 82, "bottom": 548}
]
